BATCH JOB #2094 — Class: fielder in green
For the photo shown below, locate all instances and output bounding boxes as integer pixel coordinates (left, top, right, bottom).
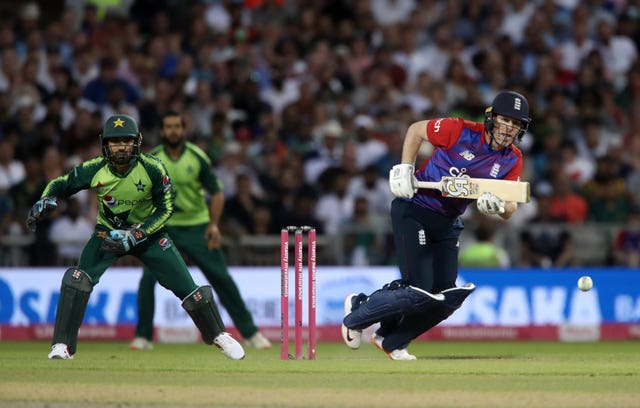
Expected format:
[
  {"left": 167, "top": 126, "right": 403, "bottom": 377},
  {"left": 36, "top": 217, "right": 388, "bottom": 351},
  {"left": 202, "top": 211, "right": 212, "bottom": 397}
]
[
  {"left": 26, "top": 114, "right": 245, "bottom": 360},
  {"left": 130, "top": 111, "right": 271, "bottom": 351}
]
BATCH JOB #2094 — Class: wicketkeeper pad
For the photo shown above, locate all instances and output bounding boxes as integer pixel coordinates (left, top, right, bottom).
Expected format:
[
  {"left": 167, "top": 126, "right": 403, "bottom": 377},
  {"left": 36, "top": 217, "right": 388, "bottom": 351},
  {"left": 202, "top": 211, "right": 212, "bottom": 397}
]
[
  {"left": 52, "top": 268, "right": 93, "bottom": 355},
  {"left": 182, "top": 285, "right": 225, "bottom": 344}
]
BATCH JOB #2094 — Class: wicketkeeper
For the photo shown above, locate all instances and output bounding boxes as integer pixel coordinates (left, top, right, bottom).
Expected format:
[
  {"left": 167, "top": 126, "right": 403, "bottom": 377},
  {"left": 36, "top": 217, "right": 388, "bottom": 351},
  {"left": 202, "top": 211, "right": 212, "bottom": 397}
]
[{"left": 27, "top": 114, "right": 245, "bottom": 360}]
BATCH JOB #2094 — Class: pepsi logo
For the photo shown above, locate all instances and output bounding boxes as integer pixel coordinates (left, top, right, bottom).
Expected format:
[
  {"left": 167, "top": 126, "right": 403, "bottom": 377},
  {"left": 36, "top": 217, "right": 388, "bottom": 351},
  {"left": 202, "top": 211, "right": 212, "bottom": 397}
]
[{"left": 104, "top": 195, "right": 116, "bottom": 206}]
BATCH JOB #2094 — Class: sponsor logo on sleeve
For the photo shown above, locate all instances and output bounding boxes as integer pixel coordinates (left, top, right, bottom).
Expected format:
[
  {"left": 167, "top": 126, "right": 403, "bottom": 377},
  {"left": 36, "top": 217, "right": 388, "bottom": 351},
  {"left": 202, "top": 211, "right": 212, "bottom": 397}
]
[{"left": 162, "top": 175, "right": 172, "bottom": 192}]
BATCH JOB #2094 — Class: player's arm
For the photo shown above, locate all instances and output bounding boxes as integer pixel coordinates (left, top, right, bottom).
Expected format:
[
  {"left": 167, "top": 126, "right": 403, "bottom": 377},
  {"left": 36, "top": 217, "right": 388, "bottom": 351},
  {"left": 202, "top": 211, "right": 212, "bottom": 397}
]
[
  {"left": 389, "top": 120, "right": 429, "bottom": 198},
  {"left": 27, "top": 158, "right": 103, "bottom": 231},
  {"left": 190, "top": 145, "right": 224, "bottom": 248},
  {"left": 206, "top": 189, "right": 224, "bottom": 249},
  {"left": 141, "top": 155, "right": 174, "bottom": 235},
  {"left": 400, "top": 120, "right": 430, "bottom": 166}
]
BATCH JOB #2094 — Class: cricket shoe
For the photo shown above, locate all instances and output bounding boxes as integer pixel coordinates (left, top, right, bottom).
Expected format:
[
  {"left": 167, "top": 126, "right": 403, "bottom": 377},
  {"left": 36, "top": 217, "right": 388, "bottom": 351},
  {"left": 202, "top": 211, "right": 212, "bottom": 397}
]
[
  {"left": 48, "top": 343, "right": 74, "bottom": 360},
  {"left": 245, "top": 331, "right": 272, "bottom": 349},
  {"left": 130, "top": 337, "right": 154, "bottom": 350},
  {"left": 214, "top": 332, "right": 245, "bottom": 360},
  {"left": 371, "top": 333, "right": 416, "bottom": 361},
  {"left": 341, "top": 293, "right": 362, "bottom": 349}
]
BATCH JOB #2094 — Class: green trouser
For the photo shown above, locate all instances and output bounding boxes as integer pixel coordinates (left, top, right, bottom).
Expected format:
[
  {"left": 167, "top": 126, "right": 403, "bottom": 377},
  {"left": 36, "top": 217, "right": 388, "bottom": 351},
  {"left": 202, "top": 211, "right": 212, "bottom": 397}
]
[
  {"left": 53, "top": 229, "right": 198, "bottom": 349},
  {"left": 135, "top": 224, "right": 258, "bottom": 340}
]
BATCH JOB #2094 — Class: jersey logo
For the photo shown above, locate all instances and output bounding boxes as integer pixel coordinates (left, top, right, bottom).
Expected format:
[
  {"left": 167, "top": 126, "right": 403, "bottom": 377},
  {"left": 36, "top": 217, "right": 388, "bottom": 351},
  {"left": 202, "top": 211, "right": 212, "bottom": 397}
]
[
  {"left": 418, "top": 229, "right": 427, "bottom": 245},
  {"left": 104, "top": 195, "right": 116, "bottom": 206},
  {"left": 162, "top": 175, "right": 172, "bottom": 192},
  {"left": 490, "top": 163, "right": 501, "bottom": 178},
  {"left": 159, "top": 237, "right": 172, "bottom": 251},
  {"left": 135, "top": 179, "right": 146, "bottom": 192},
  {"left": 433, "top": 118, "right": 443, "bottom": 132},
  {"left": 459, "top": 150, "right": 475, "bottom": 161},
  {"left": 449, "top": 167, "right": 468, "bottom": 178}
]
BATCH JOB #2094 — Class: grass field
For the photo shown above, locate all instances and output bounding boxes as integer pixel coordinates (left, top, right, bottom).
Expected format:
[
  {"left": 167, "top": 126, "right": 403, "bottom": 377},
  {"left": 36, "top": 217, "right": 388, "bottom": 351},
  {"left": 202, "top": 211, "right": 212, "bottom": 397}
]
[{"left": 1, "top": 340, "right": 639, "bottom": 408}]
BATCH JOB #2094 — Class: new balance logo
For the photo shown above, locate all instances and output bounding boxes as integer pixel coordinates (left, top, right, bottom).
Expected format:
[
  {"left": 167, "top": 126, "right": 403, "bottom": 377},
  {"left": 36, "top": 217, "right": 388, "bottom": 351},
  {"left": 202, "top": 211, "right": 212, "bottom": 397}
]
[{"left": 459, "top": 150, "right": 475, "bottom": 161}]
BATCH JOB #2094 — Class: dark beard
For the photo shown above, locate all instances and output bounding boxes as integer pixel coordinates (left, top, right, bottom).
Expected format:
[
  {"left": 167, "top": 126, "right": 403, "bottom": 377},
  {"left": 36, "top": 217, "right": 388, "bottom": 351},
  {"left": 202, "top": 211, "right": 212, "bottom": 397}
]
[
  {"left": 163, "top": 138, "right": 184, "bottom": 149},
  {"left": 110, "top": 151, "right": 132, "bottom": 165}
]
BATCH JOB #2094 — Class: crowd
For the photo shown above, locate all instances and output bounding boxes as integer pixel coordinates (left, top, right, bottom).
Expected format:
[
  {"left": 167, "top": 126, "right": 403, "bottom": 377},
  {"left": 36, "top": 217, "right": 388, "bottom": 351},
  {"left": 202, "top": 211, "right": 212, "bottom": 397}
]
[{"left": 1, "top": 0, "right": 640, "bottom": 268}]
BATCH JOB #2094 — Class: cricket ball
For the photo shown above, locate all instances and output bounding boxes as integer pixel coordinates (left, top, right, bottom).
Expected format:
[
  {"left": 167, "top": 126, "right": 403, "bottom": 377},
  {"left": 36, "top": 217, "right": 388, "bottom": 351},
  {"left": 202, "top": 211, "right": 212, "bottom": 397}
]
[{"left": 577, "top": 276, "right": 593, "bottom": 292}]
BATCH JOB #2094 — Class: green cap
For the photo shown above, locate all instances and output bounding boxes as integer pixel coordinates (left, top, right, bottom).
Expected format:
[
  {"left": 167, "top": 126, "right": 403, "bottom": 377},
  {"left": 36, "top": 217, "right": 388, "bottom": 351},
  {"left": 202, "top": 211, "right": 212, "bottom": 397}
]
[{"left": 102, "top": 114, "right": 139, "bottom": 138}]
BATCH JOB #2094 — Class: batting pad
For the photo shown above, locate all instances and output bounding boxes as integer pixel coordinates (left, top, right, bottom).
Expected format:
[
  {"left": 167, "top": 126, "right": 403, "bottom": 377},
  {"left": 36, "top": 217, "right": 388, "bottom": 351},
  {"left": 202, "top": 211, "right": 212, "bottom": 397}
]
[{"left": 343, "top": 283, "right": 445, "bottom": 330}]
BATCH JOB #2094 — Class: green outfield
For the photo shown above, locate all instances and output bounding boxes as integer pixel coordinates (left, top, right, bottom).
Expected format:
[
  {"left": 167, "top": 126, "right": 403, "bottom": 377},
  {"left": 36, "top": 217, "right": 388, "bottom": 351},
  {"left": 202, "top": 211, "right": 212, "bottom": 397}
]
[{"left": 0, "top": 341, "right": 639, "bottom": 408}]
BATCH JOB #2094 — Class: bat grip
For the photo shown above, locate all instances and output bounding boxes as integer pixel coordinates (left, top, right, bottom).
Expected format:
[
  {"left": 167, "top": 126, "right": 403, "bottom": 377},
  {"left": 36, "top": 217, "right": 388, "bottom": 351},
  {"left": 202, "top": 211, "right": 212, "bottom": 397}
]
[{"left": 414, "top": 181, "right": 441, "bottom": 190}]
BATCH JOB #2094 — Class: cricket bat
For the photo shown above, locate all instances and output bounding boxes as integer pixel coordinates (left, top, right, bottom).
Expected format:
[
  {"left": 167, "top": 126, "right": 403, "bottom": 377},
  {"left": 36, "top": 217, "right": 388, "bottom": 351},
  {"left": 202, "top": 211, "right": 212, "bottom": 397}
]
[{"left": 415, "top": 177, "right": 530, "bottom": 203}]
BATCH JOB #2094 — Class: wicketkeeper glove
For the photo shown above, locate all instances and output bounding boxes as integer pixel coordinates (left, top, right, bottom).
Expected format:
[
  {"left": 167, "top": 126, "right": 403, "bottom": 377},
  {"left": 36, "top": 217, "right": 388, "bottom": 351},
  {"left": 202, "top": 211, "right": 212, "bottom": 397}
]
[
  {"left": 99, "top": 226, "right": 148, "bottom": 255},
  {"left": 26, "top": 197, "right": 58, "bottom": 232},
  {"left": 389, "top": 163, "right": 418, "bottom": 199},
  {"left": 476, "top": 192, "right": 505, "bottom": 215}
]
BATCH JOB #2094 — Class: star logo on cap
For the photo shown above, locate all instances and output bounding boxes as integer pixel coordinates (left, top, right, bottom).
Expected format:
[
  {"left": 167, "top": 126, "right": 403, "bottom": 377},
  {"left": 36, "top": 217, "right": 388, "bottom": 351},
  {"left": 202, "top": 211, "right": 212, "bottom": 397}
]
[{"left": 113, "top": 118, "right": 125, "bottom": 127}]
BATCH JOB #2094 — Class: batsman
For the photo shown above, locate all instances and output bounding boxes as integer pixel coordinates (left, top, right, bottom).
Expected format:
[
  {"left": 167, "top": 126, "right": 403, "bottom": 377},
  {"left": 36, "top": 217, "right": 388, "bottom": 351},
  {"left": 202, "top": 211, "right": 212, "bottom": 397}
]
[
  {"left": 342, "top": 91, "right": 531, "bottom": 359},
  {"left": 27, "top": 114, "right": 245, "bottom": 360}
]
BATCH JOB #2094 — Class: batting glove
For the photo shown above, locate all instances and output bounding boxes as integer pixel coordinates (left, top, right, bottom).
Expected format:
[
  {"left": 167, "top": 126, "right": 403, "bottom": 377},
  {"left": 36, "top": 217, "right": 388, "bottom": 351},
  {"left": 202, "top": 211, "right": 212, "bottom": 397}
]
[
  {"left": 476, "top": 192, "right": 505, "bottom": 215},
  {"left": 26, "top": 197, "right": 58, "bottom": 232},
  {"left": 389, "top": 163, "right": 417, "bottom": 199},
  {"left": 100, "top": 226, "right": 148, "bottom": 255}
]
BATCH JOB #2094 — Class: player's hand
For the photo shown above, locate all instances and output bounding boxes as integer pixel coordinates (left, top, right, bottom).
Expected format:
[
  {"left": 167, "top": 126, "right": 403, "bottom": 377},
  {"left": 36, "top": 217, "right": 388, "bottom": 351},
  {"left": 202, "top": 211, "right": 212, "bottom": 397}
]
[
  {"left": 205, "top": 223, "right": 221, "bottom": 249},
  {"left": 476, "top": 192, "right": 505, "bottom": 215},
  {"left": 389, "top": 163, "right": 417, "bottom": 199},
  {"left": 26, "top": 197, "right": 58, "bottom": 232},
  {"left": 100, "top": 226, "right": 148, "bottom": 255}
]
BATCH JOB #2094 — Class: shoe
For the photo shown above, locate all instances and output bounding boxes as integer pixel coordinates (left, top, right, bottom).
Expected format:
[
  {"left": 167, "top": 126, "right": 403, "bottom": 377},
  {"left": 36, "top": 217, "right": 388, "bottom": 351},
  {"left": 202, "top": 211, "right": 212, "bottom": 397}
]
[
  {"left": 341, "top": 293, "right": 362, "bottom": 349},
  {"left": 371, "top": 333, "right": 416, "bottom": 361},
  {"left": 130, "top": 337, "right": 154, "bottom": 350},
  {"left": 48, "top": 343, "right": 73, "bottom": 360},
  {"left": 245, "top": 331, "right": 271, "bottom": 349},
  {"left": 214, "top": 332, "right": 245, "bottom": 360}
]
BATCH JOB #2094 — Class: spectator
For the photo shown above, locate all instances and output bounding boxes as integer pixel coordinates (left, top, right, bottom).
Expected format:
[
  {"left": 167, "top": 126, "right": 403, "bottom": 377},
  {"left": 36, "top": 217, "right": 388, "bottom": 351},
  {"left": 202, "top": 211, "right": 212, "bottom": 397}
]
[
  {"left": 612, "top": 206, "right": 640, "bottom": 267},
  {"left": 459, "top": 223, "right": 510, "bottom": 268},
  {"left": 352, "top": 114, "right": 388, "bottom": 169},
  {"left": 342, "top": 196, "right": 386, "bottom": 266},
  {"left": 315, "top": 167, "right": 354, "bottom": 236},
  {"left": 584, "top": 155, "right": 631, "bottom": 222},
  {"left": 304, "top": 119, "right": 344, "bottom": 184},
  {"left": 223, "top": 173, "right": 268, "bottom": 237},
  {"left": 82, "top": 57, "right": 139, "bottom": 106},
  {"left": 519, "top": 184, "right": 574, "bottom": 268},
  {"left": 347, "top": 164, "right": 393, "bottom": 217},
  {"left": 549, "top": 173, "right": 588, "bottom": 224},
  {"left": 48, "top": 197, "right": 93, "bottom": 265},
  {"left": 0, "top": 139, "right": 26, "bottom": 192}
]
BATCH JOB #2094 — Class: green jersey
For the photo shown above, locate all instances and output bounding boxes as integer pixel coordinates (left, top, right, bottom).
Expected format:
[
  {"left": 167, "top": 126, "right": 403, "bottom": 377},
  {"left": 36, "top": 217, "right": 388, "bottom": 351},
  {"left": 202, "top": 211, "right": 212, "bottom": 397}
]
[
  {"left": 149, "top": 142, "right": 221, "bottom": 226},
  {"left": 42, "top": 153, "right": 174, "bottom": 234}
]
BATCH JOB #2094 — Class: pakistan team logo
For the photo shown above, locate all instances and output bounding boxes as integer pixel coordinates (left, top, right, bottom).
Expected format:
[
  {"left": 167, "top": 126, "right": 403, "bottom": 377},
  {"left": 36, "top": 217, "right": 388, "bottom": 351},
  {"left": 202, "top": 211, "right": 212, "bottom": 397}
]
[{"left": 135, "top": 179, "right": 146, "bottom": 192}]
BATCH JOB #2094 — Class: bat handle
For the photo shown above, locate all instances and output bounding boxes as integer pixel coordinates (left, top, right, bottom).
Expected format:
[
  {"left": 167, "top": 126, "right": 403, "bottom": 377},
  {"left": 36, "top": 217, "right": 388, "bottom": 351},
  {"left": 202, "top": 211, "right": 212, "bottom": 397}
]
[{"left": 414, "top": 181, "right": 441, "bottom": 190}]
